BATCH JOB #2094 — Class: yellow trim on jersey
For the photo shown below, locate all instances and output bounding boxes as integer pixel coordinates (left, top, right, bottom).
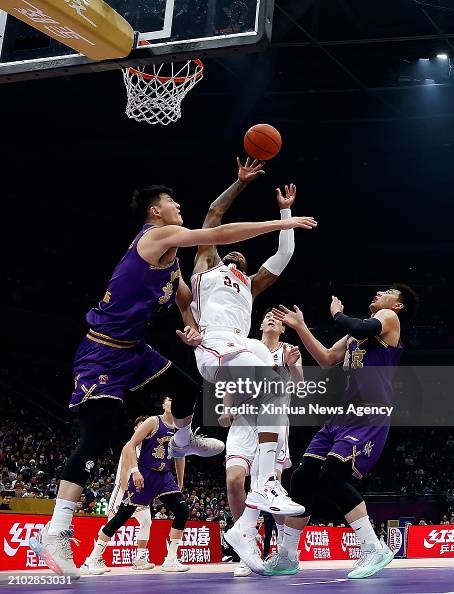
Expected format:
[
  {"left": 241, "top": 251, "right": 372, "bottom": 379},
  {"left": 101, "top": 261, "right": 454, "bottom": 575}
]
[
  {"left": 86, "top": 334, "right": 137, "bottom": 349},
  {"left": 303, "top": 453, "right": 327, "bottom": 461},
  {"left": 89, "top": 329, "right": 137, "bottom": 344},
  {"left": 129, "top": 361, "right": 172, "bottom": 391}
]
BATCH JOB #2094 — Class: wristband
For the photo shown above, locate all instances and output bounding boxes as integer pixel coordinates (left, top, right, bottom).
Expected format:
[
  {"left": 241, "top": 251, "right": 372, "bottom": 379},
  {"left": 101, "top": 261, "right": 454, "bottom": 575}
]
[{"left": 130, "top": 466, "right": 139, "bottom": 473}]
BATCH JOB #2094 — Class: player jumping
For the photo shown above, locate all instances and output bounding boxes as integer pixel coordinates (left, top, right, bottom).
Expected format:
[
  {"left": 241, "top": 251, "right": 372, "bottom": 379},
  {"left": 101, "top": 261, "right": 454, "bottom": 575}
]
[
  {"left": 30, "top": 181, "right": 313, "bottom": 577},
  {"left": 189, "top": 158, "right": 317, "bottom": 572}
]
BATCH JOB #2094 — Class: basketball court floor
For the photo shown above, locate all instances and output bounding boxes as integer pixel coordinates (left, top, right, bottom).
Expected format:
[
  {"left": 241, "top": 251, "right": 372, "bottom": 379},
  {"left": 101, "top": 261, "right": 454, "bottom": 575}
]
[{"left": 1, "top": 560, "right": 453, "bottom": 594}]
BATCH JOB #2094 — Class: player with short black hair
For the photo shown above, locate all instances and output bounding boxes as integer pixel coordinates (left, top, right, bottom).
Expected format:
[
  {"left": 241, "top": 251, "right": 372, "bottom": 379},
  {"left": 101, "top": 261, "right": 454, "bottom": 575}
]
[
  {"left": 30, "top": 178, "right": 311, "bottom": 578},
  {"left": 263, "top": 285, "right": 418, "bottom": 579}
]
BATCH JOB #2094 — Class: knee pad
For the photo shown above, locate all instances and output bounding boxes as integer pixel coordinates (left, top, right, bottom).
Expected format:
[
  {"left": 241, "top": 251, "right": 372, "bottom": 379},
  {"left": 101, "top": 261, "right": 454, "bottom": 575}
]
[
  {"left": 171, "top": 499, "right": 189, "bottom": 531},
  {"left": 136, "top": 509, "right": 152, "bottom": 541},
  {"left": 289, "top": 457, "right": 324, "bottom": 517},
  {"left": 318, "top": 456, "right": 363, "bottom": 515},
  {"left": 60, "top": 440, "right": 104, "bottom": 487}
]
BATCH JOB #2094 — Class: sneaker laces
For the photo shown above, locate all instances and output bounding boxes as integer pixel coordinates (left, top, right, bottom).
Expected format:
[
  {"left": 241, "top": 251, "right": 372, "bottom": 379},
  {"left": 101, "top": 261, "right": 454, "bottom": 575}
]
[
  {"left": 192, "top": 427, "right": 207, "bottom": 440},
  {"left": 264, "top": 551, "right": 280, "bottom": 569},
  {"left": 57, "top": 529, "right": 80, "bottom": 561},
  {"left": 353, "top": 547, "right": 375, "bottom": 568}
]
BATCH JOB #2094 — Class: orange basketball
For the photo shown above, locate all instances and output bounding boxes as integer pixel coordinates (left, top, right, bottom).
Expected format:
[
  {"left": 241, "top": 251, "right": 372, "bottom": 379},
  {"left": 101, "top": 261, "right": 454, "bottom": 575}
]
[{"left": 243, "top": 123, "right": 282, "bottom": 161}]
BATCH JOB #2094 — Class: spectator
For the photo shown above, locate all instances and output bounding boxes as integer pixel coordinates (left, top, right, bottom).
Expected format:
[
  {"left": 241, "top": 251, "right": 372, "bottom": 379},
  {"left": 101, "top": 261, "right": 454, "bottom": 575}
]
[
  {"left": 44, "top": 478, "right": 59, "bottom": 499},
  {"left": 154, "top": 506, "right": 168, "bottom": 520},
  {"left": 0, "top": 491, "right": 13, "bottom": 510}
]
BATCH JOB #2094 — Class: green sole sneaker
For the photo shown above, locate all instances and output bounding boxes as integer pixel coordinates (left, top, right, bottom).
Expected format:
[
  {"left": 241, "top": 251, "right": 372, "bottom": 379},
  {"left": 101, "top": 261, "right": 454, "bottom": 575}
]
[{"left": 348, "top": 548, "right": 394, "bottom": 579}]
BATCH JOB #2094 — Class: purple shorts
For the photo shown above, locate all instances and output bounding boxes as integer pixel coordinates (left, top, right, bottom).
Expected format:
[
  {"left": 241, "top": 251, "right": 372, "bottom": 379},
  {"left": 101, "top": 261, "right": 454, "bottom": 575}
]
[
  {"left": 123, "top": 469, "right": 180, "bottom": 506},
  {"left": 304, "top": 424, "right": 389, "bottom": 479},
  {"left": 70, "top": 332, "right": 170, "bottom": 408}
]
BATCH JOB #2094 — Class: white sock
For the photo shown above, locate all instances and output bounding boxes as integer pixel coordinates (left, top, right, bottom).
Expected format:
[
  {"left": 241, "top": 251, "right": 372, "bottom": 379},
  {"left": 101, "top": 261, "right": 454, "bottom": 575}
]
[
  {"left": 350, "top": 515, "right": 382, "bottom": 549},
  {"left": 238, "top": 506, "right": 260, "bottom": 531},
  {"left": 48, "top": 499, "right": 76, "bottom": 535},
  {"left": 173, "top": 424, "right": 192, "bottom": 447},
  {"left": 275, "top": 521, "right": 285, "bottom": 545},
  {"left": 166, "top": 539, "right": 181, "bottom": 561},
  {"left": 89, "top": 537, "right": 108, "bottom": 560},
  {"left": 282, "top": 526, "right": 302, "bottom": 558},
  {"left": 136, "top": 547, "right": 147, "bottom": 558},
  {"left": 257, "top": 441, "right": 277, "bottom": 487}
]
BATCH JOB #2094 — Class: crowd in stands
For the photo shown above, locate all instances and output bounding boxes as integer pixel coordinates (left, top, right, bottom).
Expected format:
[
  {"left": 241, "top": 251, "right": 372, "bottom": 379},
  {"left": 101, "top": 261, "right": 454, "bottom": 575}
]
[{"left": 2, "top": 385, "right": 454, "bottom": 532}]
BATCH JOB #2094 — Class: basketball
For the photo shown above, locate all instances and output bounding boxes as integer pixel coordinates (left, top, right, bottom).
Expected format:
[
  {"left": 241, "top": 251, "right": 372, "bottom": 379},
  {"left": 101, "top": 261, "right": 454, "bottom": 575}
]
[{"left": 243, "top": 123, "right": 282, "bottom": 161}]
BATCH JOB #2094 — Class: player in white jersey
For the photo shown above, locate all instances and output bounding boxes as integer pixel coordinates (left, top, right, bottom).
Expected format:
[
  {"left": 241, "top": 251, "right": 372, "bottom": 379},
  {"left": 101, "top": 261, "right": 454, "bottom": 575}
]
[
  {"left": 186, "top": 157, "right": 317, "bottom": 573},
  {"left": 225, "top": 308, "right": 303, "bottom": 576}
]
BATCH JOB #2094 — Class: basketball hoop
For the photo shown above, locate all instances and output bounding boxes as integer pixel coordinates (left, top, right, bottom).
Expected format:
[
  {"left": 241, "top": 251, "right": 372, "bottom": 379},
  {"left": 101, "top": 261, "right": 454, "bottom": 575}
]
[{"left": 122, "top": 59, "right": 204, "bottom": 126}]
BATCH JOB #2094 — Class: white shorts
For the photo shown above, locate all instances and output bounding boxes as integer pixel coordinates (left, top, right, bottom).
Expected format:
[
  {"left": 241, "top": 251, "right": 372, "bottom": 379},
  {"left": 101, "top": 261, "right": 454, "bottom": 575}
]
[
  {"left": 107, "top": 483, "right": 151, "bottom": 524},
  {"left": 226, "top": 420, "right": 291, "bottom": 475},
  {"left": 195, "top": 331, "right": 273, "bottom": 383}
]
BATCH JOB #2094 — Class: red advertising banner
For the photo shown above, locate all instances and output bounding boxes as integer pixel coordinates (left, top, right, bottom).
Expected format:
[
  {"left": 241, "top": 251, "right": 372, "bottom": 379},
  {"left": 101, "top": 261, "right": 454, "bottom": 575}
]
[
  {"left": 299, "top": 526, "right": 361, "bottom": 561},
  {"left": 407, "top": 525, "right": 454, "bottom": 558},
  {"left": 0, "top": 515, "right": 222, "bottom": 571},
  {"left": 257, "top": 525, "right": 361, "bottom": 561}
]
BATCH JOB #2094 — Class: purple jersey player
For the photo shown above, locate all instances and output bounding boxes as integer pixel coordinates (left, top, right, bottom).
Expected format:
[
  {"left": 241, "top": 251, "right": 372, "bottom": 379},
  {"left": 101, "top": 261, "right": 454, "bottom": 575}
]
[
  {"left": 261, "top": 284, "right": 418, "bottom": 580},
  {"left": 81, "top": 397, "right": 190, "bottom": 574},
  {"left": 30, "top": 164, "right": 315, "bottom": 578}
]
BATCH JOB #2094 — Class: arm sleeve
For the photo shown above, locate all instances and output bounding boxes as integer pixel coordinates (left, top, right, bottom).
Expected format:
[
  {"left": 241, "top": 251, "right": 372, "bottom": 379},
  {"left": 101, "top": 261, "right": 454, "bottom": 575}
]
[
  {"left": 262, "top": 208, "right": 294, "bottom": 276},
  {"left": 333, "top": 313, "right": 382, "bottom": 339}
]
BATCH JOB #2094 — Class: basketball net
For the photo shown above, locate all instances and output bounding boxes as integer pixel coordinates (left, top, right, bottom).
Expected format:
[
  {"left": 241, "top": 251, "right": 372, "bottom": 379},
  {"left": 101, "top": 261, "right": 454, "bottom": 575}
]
[{"left": 122, "top": 59, "right": 204, "bottom": 126}]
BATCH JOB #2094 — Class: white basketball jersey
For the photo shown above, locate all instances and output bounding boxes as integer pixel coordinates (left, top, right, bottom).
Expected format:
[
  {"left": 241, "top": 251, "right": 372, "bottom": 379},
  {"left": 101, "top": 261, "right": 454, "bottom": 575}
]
[
  {"left": 270, "top": 342, "right": 289, "bottom": 367},
  {"left": 191, "top": 263, "right": 253, "bottom": 336}
]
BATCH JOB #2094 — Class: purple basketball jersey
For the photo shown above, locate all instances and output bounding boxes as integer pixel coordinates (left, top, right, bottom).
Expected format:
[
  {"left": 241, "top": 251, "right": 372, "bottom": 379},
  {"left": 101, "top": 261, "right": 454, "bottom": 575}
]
[
  {"left": 138, "top": 415, "right": 175, "bottom": 472},
  {"left": 70, "top": 225, "right": 179, "bottom": 408},
  {"left": 123, "top": 416, "right": 180, "bottom": 506},
  {"left": 343, "top": 335, "right": 403, "bottom": 406},
  {"left": 304, "top": 333, "right": 403, "bottom": 477},
  {"left": 86, "top": 224, "right": 180, "bottom": 341}
]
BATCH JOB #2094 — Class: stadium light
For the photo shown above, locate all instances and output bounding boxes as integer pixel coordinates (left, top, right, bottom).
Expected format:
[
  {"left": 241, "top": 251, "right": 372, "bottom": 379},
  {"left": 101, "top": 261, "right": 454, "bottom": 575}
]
[{"left": 437, "top": 54, "right": 448, "bottom": 60}]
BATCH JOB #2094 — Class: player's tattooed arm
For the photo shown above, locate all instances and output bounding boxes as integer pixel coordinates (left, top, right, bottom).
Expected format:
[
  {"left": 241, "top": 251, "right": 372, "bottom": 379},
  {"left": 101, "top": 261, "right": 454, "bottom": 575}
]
[
  {"left": 250, "top": 265, "right": 279, "bottom": 298},
  {"left": 193, "top": 157, "right": 265, "bottom": 274}
]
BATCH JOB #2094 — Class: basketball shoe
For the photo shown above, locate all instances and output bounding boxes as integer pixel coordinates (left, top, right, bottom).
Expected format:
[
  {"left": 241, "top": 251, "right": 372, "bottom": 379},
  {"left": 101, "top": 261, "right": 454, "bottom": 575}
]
[
  {"left": 234, "top": 560, "right": 252, "bottom": 577},
  {"left": 263, "top": 546, "right": 299, "bottom": 576},
  {"left": 80, "top": 557, "right": 106, "bottom": 575},
  {"left": 245, "top": 478, "right": 305, "bottom": 516},
  {"left": 169, "top": 428, "right": 224, "bottom": 458},
  {"left": 161, "top": 557, "right": 190, "bottom": 572},
  {"left": 224, "top": 523, "right": 265, "bottom": 575},
  {"left": 348, "top": 543, "right": 394, "bottom": 579},
  {"left": 29, "top": 522, "right": 80, "bottom": 578}
]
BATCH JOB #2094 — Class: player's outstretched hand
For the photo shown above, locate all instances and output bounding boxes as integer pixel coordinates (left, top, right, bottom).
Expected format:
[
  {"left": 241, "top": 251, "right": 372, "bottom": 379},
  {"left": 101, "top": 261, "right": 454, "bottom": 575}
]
[
  {"left": 280, "top": 216, "right": 317, "bottom": 230},
  {"left": 330, "top": 296, "right": 344, "bottom": 317},
  {"left": 284, "top": 344, "right": 301, "bottom": 366},
  {"left": 272, "top": 305, "right": 305, "bottom": 329},
  {"left": 276, "top": 183, "right": 297, "bottom": 209},
  {"left": 176, "top": 326, "right": 202, "bottom": 347},
  {"left": 237, "top": 157, "right": 266, "bottom": 184},
  {"left": 132, "top": 470, "right": 144, "bottom": 491}
]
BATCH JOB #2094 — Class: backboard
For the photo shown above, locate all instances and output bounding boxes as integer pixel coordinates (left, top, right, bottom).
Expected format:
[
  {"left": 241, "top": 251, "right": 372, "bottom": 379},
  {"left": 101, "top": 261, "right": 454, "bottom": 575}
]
[{"left": 0, "top": 0, "right": 274, "bottom": 82}]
